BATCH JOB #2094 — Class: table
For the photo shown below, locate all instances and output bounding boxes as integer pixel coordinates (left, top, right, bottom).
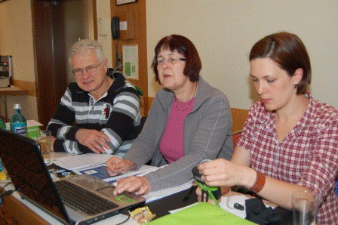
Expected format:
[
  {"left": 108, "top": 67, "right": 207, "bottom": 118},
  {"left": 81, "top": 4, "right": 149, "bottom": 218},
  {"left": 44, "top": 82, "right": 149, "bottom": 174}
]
[
  {"left": 0, "top": 85, "right": 28, "bottom": 120},
  {"left": 1, "top": 181, "right": 293, "bottom": 225},
  {"left": 0, "top": 152, "right": 293, "bottom": 224},
  {"left": 0, "top": 180, "right": 136, "bottom": 225},
  {"left": 147, "top": 188, "right": 293, "bottom": 224}
]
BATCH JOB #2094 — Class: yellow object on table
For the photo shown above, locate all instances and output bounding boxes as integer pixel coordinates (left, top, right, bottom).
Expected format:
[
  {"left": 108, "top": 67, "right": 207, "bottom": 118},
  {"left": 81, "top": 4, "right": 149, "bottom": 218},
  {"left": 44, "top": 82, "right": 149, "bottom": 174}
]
[{"left": 0, "top": 171, "right": 7, "bottom": 180}]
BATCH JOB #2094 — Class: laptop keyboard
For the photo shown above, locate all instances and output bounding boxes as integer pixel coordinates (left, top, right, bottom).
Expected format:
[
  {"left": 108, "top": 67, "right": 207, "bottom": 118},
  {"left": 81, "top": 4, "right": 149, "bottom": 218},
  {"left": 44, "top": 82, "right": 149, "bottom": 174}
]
[{"left": 55, "top": 180, "right": 118, "bottom": 215}]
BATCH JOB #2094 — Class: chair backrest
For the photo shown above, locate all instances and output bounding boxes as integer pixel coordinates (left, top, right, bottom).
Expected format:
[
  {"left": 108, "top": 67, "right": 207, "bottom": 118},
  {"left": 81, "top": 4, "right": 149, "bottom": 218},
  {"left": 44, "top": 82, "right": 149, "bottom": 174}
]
[
  {"left": 232, "top": 131, "right": 242, "bottom": 149},
  {"left": 230, "top": 108, "right": 249, "bottom": 134},
  {"left": 230, "top": 108, "right": 248, "bottom": 149}
]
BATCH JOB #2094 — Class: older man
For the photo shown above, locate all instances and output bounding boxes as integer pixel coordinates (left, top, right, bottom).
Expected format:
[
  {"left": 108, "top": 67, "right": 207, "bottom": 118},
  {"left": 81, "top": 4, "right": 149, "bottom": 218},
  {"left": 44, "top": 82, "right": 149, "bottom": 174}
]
[{"left": 47, "top": 39, "right": 141, "bottom": 157}]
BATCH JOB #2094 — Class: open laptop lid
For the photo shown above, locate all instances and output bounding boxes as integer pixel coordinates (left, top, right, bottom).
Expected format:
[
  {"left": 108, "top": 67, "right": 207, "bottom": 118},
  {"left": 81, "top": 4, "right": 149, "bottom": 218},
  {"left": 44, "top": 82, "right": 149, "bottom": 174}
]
[{"left": 0, "top": 130, "right": 71, "bottom": 224}]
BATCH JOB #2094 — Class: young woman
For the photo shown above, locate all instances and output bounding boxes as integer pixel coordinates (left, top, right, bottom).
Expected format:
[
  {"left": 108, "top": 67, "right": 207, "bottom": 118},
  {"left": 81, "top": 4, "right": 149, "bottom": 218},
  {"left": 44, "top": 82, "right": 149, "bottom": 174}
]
[{"left": 196, "top": 32, "right": 338, "bottom": 224}]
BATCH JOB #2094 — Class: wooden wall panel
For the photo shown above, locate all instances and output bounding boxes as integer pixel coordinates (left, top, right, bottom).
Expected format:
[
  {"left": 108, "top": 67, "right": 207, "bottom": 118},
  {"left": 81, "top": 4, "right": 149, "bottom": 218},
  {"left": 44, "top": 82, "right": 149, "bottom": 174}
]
[{"left": 111, "top": 0, "right": 149, "bottom": 116}]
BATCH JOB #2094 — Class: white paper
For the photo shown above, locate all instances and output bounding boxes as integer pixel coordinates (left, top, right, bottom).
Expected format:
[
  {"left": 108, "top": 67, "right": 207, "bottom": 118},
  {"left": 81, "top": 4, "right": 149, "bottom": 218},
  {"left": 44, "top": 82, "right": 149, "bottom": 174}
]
[
  {"left": 122, "top": 45, "right": 138, "bottom": 79},
  {"left": 169, "top": 193, "right": 275, "bottom": 219},
  {"left": 169, "top": 202, "right": 198, "bottom": 214},
  {"left": 143, "top": 179, "right": 194, "bottom": 203},
  {"left": 27, "top": 120, "right": 43, "bottom": 127},
  {"left": 167, "top": 194, "right": 249, "bottom": 218},
  {"left": 53, "top": 153, "right": 113, "bottom": 170},
  {"left": 219, "top": 195, "right": 249, "bottom": 218},
  {"left": 102, "top": 165, "right": 158, "bottom": 183}
]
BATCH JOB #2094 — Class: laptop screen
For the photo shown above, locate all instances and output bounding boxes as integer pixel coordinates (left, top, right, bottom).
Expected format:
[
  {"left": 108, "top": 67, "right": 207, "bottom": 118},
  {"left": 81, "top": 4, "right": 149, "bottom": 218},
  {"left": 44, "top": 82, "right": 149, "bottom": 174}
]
[{"left": 0, "top": 130, "right": 70, "bottom": 224}]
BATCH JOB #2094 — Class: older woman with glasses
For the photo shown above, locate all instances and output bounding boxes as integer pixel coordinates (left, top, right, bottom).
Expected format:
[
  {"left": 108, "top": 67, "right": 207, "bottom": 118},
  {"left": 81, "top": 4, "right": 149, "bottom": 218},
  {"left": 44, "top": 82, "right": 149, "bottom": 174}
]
[{"left": 106, "top": 34, "right": 233, "bottom": 195}]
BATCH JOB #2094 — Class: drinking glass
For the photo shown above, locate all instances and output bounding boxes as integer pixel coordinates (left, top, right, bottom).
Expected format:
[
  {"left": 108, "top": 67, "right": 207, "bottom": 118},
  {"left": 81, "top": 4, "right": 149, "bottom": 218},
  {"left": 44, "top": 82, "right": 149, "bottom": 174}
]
[
  {"left": 292, "top": 190, "right": 317, "bottom": 225},
  {"left": 38, "top": 130, "right": 51, "bottom": 164}
]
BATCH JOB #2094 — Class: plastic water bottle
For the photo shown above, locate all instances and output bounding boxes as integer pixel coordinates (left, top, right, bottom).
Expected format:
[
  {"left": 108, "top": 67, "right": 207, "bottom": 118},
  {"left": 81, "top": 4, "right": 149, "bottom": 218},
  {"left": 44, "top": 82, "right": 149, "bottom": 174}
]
[
  {"left": 0, "top": 117, "right": 6, "bottom": 130},
  {"left": 0, "top": 119, "right": 6, "bottom": 178},
  {"left": 0, "top": 119, "right": 7, "bottom": 179},
  {"left": 335, "top": 177, "right": 338, "bottom": 196},
  {"left": 10, "top": 104, "right": 27, "bottom": 136}
]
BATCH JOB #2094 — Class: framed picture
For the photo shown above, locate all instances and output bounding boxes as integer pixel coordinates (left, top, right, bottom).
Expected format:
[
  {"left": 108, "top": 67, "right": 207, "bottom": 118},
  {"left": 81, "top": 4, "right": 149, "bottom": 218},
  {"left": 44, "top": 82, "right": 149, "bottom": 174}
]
[{"left": 116, "top": 0, "right": 137, "bottom": 6}]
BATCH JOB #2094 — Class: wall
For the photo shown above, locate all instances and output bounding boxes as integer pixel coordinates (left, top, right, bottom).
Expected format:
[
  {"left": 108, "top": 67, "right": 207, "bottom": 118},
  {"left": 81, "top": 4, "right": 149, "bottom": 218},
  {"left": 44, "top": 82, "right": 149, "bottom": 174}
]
[
  {"left": 146, "top": 0, "right": 338, "bottom": 109},
  {"left": 64, "top": 0, "right": 96, "bottom": 84},
  {"left": 1, "top": 0, "right": 337, "bottom": 120},
  {"left": 0, "top": 0, "right": 37, "bottom": 120},
  {"left": 0, "top": 0, "right": 112, "bottom": 122},
  {"left": 96, "top": 0, "right": 113, "bottom": 68}
]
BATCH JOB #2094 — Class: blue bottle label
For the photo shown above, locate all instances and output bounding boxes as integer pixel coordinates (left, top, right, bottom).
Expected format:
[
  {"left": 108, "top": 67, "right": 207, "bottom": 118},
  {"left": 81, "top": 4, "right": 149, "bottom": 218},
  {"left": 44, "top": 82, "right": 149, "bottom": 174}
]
[
  {"left": 335, "top": 177, "right": 338, "bottom": 196},
  {"left": 11, "top": 122, "right": 27, "bottom": 136}
]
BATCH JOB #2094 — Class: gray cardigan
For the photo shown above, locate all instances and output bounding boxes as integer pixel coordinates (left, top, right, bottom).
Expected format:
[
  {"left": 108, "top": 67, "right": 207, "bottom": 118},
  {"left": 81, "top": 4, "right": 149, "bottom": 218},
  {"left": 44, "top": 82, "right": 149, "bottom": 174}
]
[{"left": 125, "top": 77, "right": 233, "bottom": 191}]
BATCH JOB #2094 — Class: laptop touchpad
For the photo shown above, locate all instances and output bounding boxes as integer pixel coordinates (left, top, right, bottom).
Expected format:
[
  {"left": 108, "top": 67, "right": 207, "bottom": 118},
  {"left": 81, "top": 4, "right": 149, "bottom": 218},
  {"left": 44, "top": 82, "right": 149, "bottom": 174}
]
[{"left": 97, "top": 186, "right": 115, "bottom": 197}]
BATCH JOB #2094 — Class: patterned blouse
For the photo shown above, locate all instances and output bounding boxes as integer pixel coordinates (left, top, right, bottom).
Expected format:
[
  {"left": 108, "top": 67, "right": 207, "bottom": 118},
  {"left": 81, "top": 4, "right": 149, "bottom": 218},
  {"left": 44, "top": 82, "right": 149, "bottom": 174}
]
[{"left": 238, "top": 93, "right": 338, "bottom": 224}]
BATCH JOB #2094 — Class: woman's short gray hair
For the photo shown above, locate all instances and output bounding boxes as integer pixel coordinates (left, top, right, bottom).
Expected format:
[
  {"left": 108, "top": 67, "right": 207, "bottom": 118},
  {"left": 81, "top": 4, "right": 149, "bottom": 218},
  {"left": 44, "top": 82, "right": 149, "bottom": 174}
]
[{"left": 68, "top": 39, "right": 105, "bottom": 64}]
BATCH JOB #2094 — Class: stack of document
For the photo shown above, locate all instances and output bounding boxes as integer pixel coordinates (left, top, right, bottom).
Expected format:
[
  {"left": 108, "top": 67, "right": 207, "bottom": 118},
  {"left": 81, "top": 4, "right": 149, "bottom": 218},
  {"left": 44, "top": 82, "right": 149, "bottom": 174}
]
[
  {"left": 52, "top": 153, "right": 158, "bottom": 183},
  {"left": 52, "top": 154, "right": 193, "bottom": 202}
]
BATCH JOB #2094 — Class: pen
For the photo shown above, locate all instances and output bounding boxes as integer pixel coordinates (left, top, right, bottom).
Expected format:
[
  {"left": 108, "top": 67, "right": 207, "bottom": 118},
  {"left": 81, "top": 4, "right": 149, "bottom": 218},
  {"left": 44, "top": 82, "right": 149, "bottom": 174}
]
[{"left": 183, "top": 185, "right": 196, "bottom": 201}]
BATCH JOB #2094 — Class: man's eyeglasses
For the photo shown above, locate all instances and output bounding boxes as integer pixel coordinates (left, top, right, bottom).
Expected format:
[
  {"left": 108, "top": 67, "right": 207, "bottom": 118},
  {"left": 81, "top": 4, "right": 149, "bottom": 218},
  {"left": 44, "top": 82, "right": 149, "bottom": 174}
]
[
  {"left": 73, "top": 61, "right": 104, "bottom": 76},
  {"left": 155, "top": 57, "right": 186, "bottom": 66}
]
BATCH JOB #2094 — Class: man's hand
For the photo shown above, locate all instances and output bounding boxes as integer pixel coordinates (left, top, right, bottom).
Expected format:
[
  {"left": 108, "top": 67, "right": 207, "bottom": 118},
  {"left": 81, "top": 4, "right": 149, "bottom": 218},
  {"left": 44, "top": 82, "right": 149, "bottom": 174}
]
[
  {"left": 113, "top": 176, "right": 151, "bottom": 196},
  {"left": 106, "top": 157, "right": 137, "bottom": 176},
  {"left": 75, "top": 129, "right": 110, "bottom": 153}
]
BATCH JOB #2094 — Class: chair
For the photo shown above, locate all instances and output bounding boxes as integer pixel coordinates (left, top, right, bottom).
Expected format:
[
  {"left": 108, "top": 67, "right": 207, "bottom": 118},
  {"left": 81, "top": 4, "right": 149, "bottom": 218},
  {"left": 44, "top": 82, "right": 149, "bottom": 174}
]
[
  {"left": 230, "top": 108, "right": 248, "bottom": 149},
  {"left": 230, "top": 108, "right": 249, "bottom": 134},
  {"left": 232, "top": 131, "right": 242, "bottom": 149}
]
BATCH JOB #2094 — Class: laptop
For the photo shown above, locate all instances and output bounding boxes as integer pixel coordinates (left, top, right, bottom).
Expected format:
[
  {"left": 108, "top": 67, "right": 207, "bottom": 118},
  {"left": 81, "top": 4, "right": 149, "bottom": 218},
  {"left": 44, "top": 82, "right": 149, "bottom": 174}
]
[{"left": 0, "top": 130, "right": 145, "bottom": 225}]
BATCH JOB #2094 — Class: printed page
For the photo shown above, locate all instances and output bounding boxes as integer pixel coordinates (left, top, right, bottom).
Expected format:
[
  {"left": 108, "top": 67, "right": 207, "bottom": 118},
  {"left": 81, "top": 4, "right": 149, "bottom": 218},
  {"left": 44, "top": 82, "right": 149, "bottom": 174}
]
[
  {"left": 74, "top": 164, "right": 158, "bottom": 183},
  {"left": 144, "top": 179, "right": 194, "bottom": 203},
  {"left": 52, "top": 153, "right": 113, "bottom": 170}
]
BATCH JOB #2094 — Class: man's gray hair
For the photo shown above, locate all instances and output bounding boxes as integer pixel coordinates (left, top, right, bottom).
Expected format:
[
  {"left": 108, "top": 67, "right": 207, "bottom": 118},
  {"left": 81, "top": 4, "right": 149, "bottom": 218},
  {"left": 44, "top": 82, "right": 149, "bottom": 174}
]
[{"left": 68, "top": 39, "right": 105, "bottom": 64}]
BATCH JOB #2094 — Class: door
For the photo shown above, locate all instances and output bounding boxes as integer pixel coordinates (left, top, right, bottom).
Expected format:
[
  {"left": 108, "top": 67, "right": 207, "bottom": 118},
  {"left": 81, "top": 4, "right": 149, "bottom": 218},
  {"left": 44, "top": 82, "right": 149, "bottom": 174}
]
[{"left": 31, "top": 0, "right": 97, "bottom": 128}]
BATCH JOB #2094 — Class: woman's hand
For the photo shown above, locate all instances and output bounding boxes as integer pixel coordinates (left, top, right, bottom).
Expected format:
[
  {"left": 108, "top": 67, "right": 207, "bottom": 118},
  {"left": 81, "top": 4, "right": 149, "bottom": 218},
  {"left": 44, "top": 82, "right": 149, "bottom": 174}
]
[
  {"left": 106, "top": 157, "right": 137, "bottom": 176},
  {"left": 197, "top": 158, "right": 254, "bottom": 189},
  {"left": 113, "top": 176, "right": 151, "bottom": 195}
]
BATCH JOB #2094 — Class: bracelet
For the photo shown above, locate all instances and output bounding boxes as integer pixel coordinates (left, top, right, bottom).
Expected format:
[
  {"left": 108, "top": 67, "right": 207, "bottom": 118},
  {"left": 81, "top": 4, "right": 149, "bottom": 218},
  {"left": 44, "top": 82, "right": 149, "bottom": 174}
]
[{"left": 250, "top": 171, "right": 265, "bottom": 193}]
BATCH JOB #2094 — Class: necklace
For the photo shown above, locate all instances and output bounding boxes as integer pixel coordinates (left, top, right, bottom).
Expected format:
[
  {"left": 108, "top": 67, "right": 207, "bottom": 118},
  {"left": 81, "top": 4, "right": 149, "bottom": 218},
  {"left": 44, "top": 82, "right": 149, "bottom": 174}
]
[
  {"left": 174, "top": 84, "right": 198, "bottom": 112},
  {"left": 174, "top": 97, "right": 195, "bottom": 112}
]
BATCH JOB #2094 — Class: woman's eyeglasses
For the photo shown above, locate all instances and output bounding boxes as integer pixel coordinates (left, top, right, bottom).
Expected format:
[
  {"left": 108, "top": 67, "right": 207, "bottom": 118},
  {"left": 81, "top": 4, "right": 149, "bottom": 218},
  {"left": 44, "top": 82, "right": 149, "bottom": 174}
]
[
  {"left": 155, "top": 57, "right": 186, "bottom": 66},
  {"left": 73, "top": 61, "right": 104, "bottom": 76}
]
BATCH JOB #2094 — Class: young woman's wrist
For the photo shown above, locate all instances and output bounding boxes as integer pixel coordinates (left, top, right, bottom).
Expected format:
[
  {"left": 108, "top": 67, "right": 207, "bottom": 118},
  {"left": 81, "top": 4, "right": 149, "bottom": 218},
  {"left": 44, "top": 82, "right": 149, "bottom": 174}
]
[
  {"left": 242, "top": 167, "right": 258, "bottom": 190},
  {"left": 250, "top": 171, "right": 265, "bottom": 193}
]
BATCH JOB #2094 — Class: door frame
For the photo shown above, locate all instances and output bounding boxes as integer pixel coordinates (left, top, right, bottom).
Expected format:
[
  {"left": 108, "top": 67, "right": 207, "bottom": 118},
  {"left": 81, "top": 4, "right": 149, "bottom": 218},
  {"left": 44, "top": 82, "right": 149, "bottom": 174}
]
[{"left": 31, "top": 0, "right": 97, "bottom": 128}]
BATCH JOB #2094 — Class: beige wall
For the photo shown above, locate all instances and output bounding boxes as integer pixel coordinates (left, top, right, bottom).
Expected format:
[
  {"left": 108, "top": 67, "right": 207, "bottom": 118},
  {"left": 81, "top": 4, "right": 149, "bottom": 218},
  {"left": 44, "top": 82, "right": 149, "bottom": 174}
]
[
  {"left": 0, "top": 0, "right": 112, "bottom": 122},
  {"left": 0, "top": 0, "right": 37, "bottom": 120},
  {"left": 146, "top": 0, "right": 338, "bottom": 109},
  {"left": 97, "top": 0, "right": 113, "bottom": 68},
  {"left": 1, "top": 0, "right": 337, "bottom": 121}
]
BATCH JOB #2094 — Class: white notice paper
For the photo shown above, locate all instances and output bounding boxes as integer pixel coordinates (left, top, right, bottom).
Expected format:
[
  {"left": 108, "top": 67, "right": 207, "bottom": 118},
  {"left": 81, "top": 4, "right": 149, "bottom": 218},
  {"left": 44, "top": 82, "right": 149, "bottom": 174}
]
[{"left": 52, "top": 153, "right": 113, "bottom": 170}]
